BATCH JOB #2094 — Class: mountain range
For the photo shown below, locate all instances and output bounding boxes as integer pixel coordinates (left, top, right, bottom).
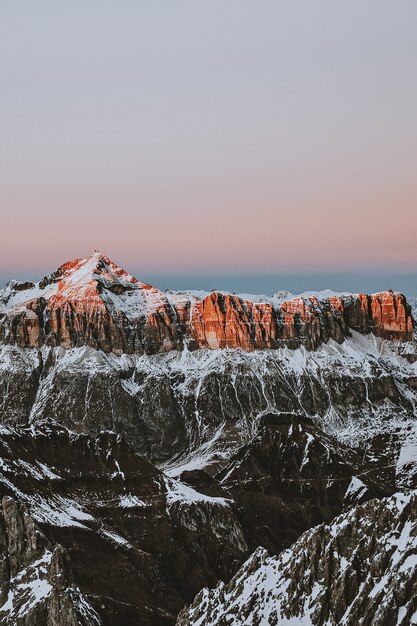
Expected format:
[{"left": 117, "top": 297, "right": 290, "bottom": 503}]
[{"left": 0, "top": 253, "right": 416, "bottom": 625}]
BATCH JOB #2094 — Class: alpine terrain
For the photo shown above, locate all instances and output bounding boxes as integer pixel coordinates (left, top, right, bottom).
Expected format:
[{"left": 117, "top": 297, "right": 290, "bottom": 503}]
[{"left": 0, "top": 252, "right": 416, "bottom": 625}]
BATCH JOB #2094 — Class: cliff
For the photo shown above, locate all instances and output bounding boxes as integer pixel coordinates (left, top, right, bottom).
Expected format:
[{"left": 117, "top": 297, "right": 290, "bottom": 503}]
[
  {"left": 0, "top": 253, "right": 413, "bottom": 354},
  {"left": 177, "top": 491, "right": 417, "bottom": 626},
  {"left": 0, "top": 496, "right": 101, "bottom": 625}
]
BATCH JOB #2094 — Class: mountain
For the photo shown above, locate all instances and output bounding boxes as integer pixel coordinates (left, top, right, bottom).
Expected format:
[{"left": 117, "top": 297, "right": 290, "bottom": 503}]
[
  {"left": 0, "top": 422, "right": 250, "bottom": 624},
  {"left": 0, "top": 252, "right": 413, "bottom": 354},
  {"left": 213, "top": 413, "right": 393, "bottom": 552},
  {"left": 0, "top": 253, "right": 416, "bottom": 624},
  {"left": 0, "top": 253, "right": 416, "bottom": 474},
  {"left": 0, "top": 414, "right": 394, "bottom": 625},
  {"left": 176, "top": 491, "right": 417, "bottom": 626}
]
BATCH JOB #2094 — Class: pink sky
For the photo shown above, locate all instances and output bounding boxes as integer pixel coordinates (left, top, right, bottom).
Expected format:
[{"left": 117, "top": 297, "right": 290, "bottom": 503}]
[{"left": 1, "top": 2, "right": 416, "bottom": 278}]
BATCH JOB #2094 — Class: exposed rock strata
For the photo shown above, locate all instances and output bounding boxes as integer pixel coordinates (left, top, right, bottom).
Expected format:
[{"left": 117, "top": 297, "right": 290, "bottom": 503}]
[
  {"left": 0, "top": 254, "right": 415, "bottom": 626},
  {"left": 0, "top": 254, "right": 413, "bottom": 355},
  {"left": 1, "top": 331, "right": 417, "bottom": 482}
]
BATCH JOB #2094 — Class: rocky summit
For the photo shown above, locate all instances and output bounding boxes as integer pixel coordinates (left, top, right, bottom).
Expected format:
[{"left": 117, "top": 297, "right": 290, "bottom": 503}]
[
  {"left": 0, "top": 252, "right": 413, "bottom": 354},
  {"left": 0, "top": 253, "right": 416, "bottom": 625}
]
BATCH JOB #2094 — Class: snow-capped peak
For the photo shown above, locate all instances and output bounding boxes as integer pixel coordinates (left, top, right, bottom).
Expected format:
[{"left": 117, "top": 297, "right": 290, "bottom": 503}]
[
  {"left": 0, "top": 254, "right": 414, "bottom": 356},
  {"left": 47, "top": 252, "right": 145, "bottom": 291},
  {"left": 0, "top": 253, "right": 163, "bottom": 319}
]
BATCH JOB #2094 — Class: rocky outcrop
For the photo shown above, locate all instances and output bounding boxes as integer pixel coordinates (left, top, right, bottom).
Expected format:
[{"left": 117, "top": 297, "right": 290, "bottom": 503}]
[
  {"left": 0, "top": 496, "right": 101, "bottom": 626},
  {"left": 0, "top": 254, "right": 415, "bottom": 626},
  {"left": 0, "top": 415, "right": 399, "bottom": 626},
  {"left": 189, "top": 290, "right": 413, "bottom": 351},
  {"left": 0, "top": 327, "right": 416, "bottom": 482},
  {"left": 0, "top": 254, "right": 183, "bottom": 355},
  {"left": 0, "top": 423, "right": 249, "bottom": 626},
  {"left": 213, "top": 413, "right": 393, "bottom": 552},
  {"left": 176, "top": 491, "right": 417, "bottom": 626},
  {"left": 0, "top": 253, "right": 413, "bottom": 355}
]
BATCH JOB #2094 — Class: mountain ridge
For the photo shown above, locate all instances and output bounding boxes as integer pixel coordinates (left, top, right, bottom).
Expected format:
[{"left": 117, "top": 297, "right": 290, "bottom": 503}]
[
  {"left": 0, "top": 254, "right": 416, "bottom": 624},
  {"left": 176, "top": 491, "right": 417, "bottom": 626},
  {"left": 0, "top": 253, "right": 413, "bottom": 355}
]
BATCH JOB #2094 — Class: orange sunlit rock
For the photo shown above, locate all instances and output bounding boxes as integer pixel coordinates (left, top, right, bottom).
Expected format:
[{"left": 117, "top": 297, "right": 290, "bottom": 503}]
[{"left": 0, "top": 254, "right": 414, "bottom": 354}]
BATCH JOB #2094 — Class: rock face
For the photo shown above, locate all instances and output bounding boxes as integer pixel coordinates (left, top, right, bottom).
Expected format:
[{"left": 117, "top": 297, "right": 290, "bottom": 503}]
[
  {"left": 0, "top": 416, "right": 396, "bottom": 626},
  {"left": 0, "top": 423, "right": 249, "bottom": 626},
  {"left": 190, "top": 290, "right": 413, "bottom": 350},
  {"left": 0, "top": 254, "right": 183, "bottom": 355},
  {"left": 0, "top": 254, "right": 416, "bottom": 625},
  {"left": 214, "top": 413, "right": 393, "bottom": 553},
  {"left": 0, "top": 496, "right": 101, "bottom": 626},
  {"left": 0, "top": 253, "right": 413, "bottom": 355},
  {"left": 1, "top": 331, "right": 416, "bottom": 482},
  {"left": 176, "top": 491, "right": 417, "bottom": 626}
]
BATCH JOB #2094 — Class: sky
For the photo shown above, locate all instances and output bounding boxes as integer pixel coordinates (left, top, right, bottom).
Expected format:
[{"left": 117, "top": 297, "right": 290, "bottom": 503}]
[{"left": 1, "top": 1, "right": 416, "bottom": 293}]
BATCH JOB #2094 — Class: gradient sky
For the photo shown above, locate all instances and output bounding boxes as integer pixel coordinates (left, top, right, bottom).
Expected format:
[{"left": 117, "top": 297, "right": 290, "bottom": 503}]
[{"left": 1, "top": 1, "right": 416, "bottom": 290}]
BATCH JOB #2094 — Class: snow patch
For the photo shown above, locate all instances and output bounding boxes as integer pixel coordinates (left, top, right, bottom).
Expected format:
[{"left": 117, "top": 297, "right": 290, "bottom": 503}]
[
  {"left": 119, "top": 493, "right": 147, "bottom": 508},
  {"left": 164, "top": 477, "right": 230, "bottom": 508}
]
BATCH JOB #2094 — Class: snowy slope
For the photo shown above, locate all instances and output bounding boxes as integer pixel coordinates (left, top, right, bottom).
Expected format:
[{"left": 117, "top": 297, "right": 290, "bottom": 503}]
[
  {"left": 1, "top": 327, "right": 417, "bottom": 484},
  {"left": 177, "top": 491, "right": 417, "bottom": 626}
]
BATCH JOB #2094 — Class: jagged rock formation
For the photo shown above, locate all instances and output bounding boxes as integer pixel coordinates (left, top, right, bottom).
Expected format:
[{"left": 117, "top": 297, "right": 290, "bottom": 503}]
[
  {"left": 0, "top": 330, "right": 416, "bottom": 483},
  {"left": 0, "top": 253, "right": 413, "bottom": 355},
  {"left": 0, "top": 423, "right": 248, "bottom": 625},
  {"left": 190, "top": 289, "right": 413, "bottom": 350},
  {"left": 0, "top": 253, "right": 415, "bottom": 480},
  {"left": 176, "top": 491, "right": 417, "bottom": 626},
  {"left": 213, "top": 413, "right": 393, "bottom": 552},
  {"left": 0, "top": 254, "right": 416, "bottom": 625},
  {"left": 0, "top": 415, "right": 397, "bottom": 626},
  {"left": 0, "top": 496, "right": 100, "bottom": 625}
]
